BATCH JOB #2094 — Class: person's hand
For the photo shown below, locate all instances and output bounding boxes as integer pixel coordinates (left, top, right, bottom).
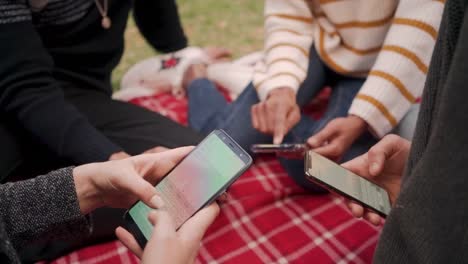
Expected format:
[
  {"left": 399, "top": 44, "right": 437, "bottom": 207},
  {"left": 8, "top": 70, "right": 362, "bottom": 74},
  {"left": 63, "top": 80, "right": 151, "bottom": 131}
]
[
  {"left": 341, "top": 135, "right": 411, "bottom": 225},
  {"left": 73, "top": 146, "right": 194, "bottom": 215},
  {"left": 307, "top": 116, "right": 367, "bottom": 161},
  {"left": 251, "top": 87, "right": 300, "bottom": 144},
  {"left": 109, "top": 151, "right": 131, "bottom": 161},
  {"left": 116, "top": 203, "right": 220, "bottom": 264},
  {"left": 203, "top": 46, "right": 232, "bottom": 63},
  {"left": 144, "top": 146, "right": 170, "bottom": 154}
]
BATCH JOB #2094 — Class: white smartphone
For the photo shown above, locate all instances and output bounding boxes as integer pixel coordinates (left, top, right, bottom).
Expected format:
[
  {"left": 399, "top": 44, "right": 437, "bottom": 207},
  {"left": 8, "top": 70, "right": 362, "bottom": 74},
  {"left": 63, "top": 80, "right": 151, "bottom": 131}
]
[
  {"left": 123, "top": 130, "right": 252, "bottom": 248},
  {"left": 305, "top": 151, "right": 391, "bottom": 217}
]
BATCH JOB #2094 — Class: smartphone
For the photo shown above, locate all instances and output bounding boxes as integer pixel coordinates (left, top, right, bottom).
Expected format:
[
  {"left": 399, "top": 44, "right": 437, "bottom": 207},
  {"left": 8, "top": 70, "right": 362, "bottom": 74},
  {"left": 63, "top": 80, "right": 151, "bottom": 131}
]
[
  {"left": 123, "top": 130, "right": 252, "bottom": 248},
  {"left": 304, "top": 151, "right": 391, "bottom": 217},
  {"left": 251, "top": 143, "right": 308, "bottom": 154}
]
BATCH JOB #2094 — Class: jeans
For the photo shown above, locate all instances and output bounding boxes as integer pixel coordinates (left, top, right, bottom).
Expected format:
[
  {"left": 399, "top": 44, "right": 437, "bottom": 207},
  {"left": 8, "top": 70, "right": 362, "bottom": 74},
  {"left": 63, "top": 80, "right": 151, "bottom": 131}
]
[
  {"left": 394, "top": 104, "right": 420, "bottom": 141},
  {"left": 188, "top": 49, "right": 377, "bottom": 192}
]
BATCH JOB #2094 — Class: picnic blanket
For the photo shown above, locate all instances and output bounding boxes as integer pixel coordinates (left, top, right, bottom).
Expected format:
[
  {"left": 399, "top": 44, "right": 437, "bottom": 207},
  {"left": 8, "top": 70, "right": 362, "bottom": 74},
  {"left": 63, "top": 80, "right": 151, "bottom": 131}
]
[{"left": 50, "top": 91, "right": 381, "bottom": 264}]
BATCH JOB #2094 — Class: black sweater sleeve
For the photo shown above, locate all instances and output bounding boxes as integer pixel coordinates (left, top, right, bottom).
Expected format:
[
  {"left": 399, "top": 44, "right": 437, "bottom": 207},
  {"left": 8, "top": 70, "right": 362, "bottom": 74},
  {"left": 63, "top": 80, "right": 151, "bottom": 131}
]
[
  {"left": 133, "top": 0, "right": 188, "bottom": 53},
  {"left": 374, "top": 2, "right": 468, "bottom": 262},
  {"left": 0, "top": 21, "right": 122, "bottom": 164}
]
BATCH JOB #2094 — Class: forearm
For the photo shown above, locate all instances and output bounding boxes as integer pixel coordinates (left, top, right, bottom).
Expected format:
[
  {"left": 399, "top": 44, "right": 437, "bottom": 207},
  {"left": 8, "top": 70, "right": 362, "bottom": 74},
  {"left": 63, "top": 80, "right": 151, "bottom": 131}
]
[
  {"left": 0, "top": 167, "right": 91, "bottom": 248},
  {"left": 348, "top": 0, "right": 444, "bottom": 137},
  {"left": 252, "top": 0, "right": 314, "bottom": 101}
]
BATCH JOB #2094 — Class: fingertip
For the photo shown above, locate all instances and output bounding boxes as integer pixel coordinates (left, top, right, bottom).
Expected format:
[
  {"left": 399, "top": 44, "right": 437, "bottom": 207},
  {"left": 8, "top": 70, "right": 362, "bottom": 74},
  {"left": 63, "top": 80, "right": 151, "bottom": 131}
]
[
  {"left": 369, "top": 162, "right": 381, "bottom": 176},
  {"left": 251, "top": 104, "right": 257, "bottom": 114},
  {"left": 115, "top": 226, "right": 143, "bottom": 258},
  {"left": 252, "top": 121, "right": 258, "bottom": 130},
  {"left": 208, "top": 202, "right": 221, "bottom": 216},
  {"left": 311, "top": 145, "right": 335, "bottom": 159},
  {"left": 120, "top": 173, "right": 157, "bottom": 209},
  {"left": 365, "top": 212, "right": 382, "bottom": 226},
  {"left": 150, "top": 195, "right": 165, "bottom": 209},
  {"left": 147, "top": 210, "right": 159, "bottom": 225},
  {"left": 348, "top": 202, "right": 364, "bottom": 218},
  {"left": 175, "top": 145, "right": 195, "bottom": 155},
  {"left": 115, "top": 226, "right": 129, "bottom": 242},
  {"left": 217, "top": 192, "right": 229, "bottom": 204},
  {"left": 341, "top": 161, "right": 351, "bottom": 169},
  {"left": 307, "top": 137, "right": 318, "bottom": 147},
  {"left": 115, "top": 226, "right": 125, "bottom": 237},
  {"left": 200, "top": 202, "right": 221, "bottom": 222},
  {"left": 273, "top": 135, "right": 283, "bottom": 145},
  {"left": 251, "top": 107, "right": 259, "bottom": 129}
]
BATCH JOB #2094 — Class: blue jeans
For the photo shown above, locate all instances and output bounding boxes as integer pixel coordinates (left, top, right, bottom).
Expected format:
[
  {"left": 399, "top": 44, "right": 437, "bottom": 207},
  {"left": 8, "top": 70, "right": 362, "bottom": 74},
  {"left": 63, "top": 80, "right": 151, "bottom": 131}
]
[
  {"left": 188, "top": 49, "right": 377, "bottom": 192},
  {"left": 394, "top": 104, "right": 420, "bottom": 140}
]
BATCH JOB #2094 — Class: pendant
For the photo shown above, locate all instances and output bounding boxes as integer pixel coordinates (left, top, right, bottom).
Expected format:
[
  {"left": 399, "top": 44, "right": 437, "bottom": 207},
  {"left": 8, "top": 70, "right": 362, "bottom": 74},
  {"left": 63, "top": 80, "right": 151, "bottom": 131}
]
[{"left": 102, "top": 16, "right": 111, "bottom": 29}]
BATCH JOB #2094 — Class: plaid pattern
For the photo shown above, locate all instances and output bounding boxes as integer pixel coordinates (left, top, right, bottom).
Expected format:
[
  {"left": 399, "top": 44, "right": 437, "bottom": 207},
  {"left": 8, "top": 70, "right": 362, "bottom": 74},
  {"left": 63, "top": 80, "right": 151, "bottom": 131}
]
[{"left": 51, "top": 90, "right": 380, "bottom": 264}]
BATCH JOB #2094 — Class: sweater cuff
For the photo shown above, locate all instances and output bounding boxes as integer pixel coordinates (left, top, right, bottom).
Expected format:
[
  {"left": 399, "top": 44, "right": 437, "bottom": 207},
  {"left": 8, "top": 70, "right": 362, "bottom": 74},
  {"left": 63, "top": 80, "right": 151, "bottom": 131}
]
[
  {"left": 3, "top": 167, "right": 92, "bottom": 247},
  {"left": 255, "top": 75, "right": 300, "bottom": 101},
  {"left": 348, "top": 97, "right": 396, "bottom": 138}
]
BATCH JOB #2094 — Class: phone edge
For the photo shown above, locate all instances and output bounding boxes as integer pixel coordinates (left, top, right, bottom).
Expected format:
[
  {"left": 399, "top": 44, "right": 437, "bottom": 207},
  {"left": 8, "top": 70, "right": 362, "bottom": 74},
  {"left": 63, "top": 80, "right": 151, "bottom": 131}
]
[{"left": 304, "top": 151, "right": 389, "bottom": 218}]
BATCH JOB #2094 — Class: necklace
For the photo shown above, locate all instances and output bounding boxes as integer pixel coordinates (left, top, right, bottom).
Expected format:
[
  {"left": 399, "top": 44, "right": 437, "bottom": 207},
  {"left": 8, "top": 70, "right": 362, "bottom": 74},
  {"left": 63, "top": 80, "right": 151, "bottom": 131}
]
[{"left": 94, "top": 0, "right": 111, "bottom": 29}]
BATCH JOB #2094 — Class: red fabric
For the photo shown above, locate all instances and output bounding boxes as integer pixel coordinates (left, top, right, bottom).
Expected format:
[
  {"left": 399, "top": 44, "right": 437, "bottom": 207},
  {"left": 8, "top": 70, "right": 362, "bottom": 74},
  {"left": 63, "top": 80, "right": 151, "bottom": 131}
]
[{"left": 50, "top": 90, "right": 380, "bottom": 264}]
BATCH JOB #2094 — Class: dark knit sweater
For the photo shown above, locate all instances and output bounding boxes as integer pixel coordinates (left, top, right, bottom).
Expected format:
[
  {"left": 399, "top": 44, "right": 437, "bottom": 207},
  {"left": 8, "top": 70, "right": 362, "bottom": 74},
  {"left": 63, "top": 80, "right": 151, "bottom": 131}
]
[
  {"left": 0, "top": 167, "right": 90, "bottom": 264},
  {"left": 0, "top": 0, "right": 187, "bottom": 164},
  {"left": 374, "top": 0, "right": 468, "bottom": 262}
]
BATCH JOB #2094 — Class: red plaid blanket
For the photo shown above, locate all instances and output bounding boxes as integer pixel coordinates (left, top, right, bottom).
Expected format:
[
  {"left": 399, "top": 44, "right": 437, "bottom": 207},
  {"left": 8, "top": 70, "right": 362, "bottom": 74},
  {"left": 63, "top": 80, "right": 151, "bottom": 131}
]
[{"left": 51, "top": 91, "right": 380, "bottom": 264}]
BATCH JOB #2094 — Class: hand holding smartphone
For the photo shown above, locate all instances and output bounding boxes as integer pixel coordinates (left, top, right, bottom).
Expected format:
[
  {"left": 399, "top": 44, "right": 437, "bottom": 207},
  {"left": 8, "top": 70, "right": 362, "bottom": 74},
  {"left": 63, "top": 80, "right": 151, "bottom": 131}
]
[
  {"left": 305, "top": 150, "right": 391, "bottom": 217},
  {"left": 123, "top": 130, "right": 252, "bottom": 248}
]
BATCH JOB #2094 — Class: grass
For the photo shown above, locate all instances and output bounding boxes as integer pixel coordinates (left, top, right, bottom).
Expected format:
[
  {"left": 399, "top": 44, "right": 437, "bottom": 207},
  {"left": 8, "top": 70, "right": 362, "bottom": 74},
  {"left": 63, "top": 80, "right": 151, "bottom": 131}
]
[{"left": 112, "top": 0, "right": 264, "bottom": 90}]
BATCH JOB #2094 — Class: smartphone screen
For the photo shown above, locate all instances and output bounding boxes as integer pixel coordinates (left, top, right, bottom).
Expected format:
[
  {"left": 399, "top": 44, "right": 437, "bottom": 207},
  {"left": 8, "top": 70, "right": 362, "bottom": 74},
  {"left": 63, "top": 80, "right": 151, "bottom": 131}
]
[
  {"left": 126, "top": 130, "right": 252, "bottom": 241},
  {"left": 305, "top": 151, "right": 391, "bottom": 216}
]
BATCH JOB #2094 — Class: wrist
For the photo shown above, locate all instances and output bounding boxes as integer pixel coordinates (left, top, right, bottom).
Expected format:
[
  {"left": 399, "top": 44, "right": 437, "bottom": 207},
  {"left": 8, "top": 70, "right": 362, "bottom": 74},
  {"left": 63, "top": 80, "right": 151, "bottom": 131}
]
[
  {"left": 73, "top": 164, "right": 103, "bottom": 215},
  {"left": 348, "top": 115, "right": 368, "bottom": 133},
  {"left": 268, "top": 86, "right": 296, "bottom": 99}
]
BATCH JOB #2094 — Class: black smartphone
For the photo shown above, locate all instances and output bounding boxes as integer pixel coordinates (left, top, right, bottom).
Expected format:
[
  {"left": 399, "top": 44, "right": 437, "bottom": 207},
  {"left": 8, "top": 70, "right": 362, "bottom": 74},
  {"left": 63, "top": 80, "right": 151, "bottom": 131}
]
[
  {"left": 250, "top": 143, "right": 308, "bottom": 154},
  {"left": 304, "top": 150, "right": 391, "bottom": 217},
  {"left": 250, "top": 143, "right": 308, "bottom": 159},
  {"left": 123, "top": 130, "right": 252, "bottom": 248}
]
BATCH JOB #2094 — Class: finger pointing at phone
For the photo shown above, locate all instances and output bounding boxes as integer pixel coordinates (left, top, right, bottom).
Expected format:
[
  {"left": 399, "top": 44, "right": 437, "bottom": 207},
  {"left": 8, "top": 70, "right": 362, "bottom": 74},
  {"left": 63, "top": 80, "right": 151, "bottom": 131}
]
[{"left": 251, "top": 87, "right": 301, "bottom": 144}]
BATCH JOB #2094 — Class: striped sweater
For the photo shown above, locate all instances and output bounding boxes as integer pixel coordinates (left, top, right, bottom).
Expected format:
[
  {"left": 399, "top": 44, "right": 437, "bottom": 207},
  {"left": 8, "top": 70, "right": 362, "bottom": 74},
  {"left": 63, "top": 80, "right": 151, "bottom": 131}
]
[{"left": 253, "top": 0, "right": 445, "bottom": 137}]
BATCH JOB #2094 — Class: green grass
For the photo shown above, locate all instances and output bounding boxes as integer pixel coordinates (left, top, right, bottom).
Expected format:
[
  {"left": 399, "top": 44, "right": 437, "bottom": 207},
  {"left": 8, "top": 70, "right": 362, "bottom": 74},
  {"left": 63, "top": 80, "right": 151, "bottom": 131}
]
[{"left": 112, "top": 0, "right": 264, "bottom": 90}]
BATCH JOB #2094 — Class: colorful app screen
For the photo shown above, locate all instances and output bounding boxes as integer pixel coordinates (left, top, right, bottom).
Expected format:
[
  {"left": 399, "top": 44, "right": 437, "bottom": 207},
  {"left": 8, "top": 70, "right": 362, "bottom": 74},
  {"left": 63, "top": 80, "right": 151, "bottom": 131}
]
[
  {"left": 308, "top": 151, "right": 391, "bottom": 215},
  {"left": 129, "top": 133, "right": 246, "bottom": 240}
]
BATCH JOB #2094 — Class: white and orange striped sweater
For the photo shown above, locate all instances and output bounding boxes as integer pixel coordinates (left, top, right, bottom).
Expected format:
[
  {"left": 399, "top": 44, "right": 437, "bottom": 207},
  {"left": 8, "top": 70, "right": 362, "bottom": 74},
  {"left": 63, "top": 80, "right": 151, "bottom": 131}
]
[{"left": 253, "top": 0, "right": 445, "bottom": 137}]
